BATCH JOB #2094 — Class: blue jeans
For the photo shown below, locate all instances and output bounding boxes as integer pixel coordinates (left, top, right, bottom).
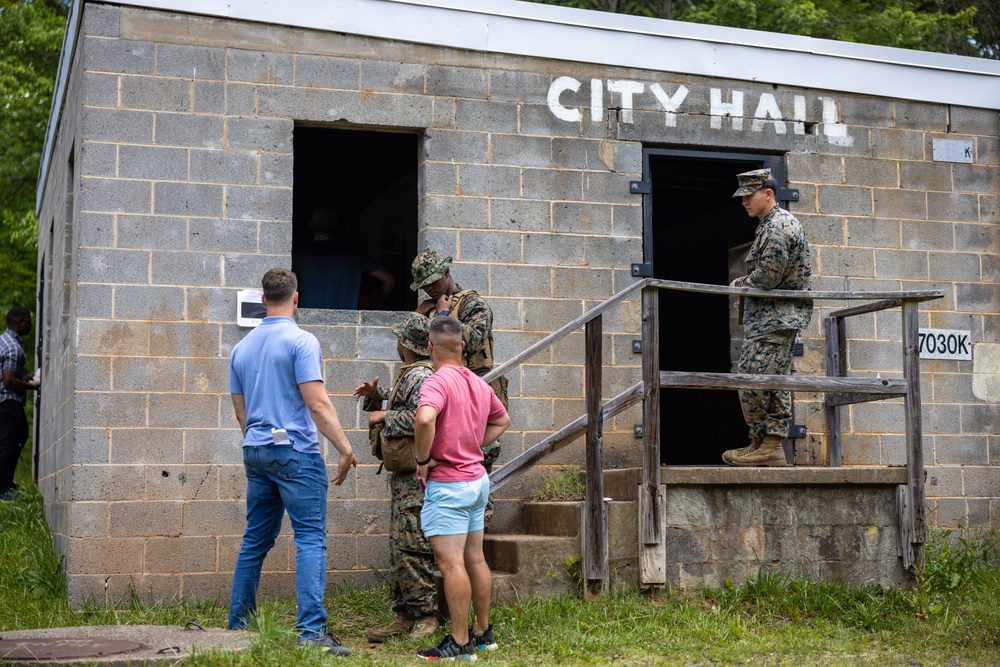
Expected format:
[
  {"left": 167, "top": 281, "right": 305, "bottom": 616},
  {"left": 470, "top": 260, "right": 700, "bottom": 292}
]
[{"left": 228, "top": 445, "right": 329, "bottom": 640}]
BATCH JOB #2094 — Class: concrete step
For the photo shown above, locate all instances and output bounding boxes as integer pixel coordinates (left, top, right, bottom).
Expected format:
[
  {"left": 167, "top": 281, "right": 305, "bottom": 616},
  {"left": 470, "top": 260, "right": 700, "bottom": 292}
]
[
  {"left": 523, "top": 501, "right": 580, "bottom": 537},
  {"left": 483, "top": 534, "right": 579, "bottom": 602}
]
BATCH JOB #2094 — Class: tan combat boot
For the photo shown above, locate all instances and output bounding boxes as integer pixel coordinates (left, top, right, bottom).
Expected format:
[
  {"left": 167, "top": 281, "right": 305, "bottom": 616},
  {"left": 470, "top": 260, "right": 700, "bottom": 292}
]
[
  {"left": 725, "top": 435, "right": 788, "bottom": 467},
  {"left": 408, "top": 615, "right": 440, "bottom": 639},
  {"left": 366, "top": 613, "right": 413, "bottom": 643},
  {"left": 722, "top": 438, "right": 761, "bottom": 465}
]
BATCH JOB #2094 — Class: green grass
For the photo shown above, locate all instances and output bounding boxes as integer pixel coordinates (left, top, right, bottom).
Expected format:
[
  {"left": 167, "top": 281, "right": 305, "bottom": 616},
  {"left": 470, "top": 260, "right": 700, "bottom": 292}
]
[
  {"left": 3, "top": 448, "right": 1000, "bottom": 665},
  {"left": 532, "top": 465, "right": 585, "bottom": 502}
]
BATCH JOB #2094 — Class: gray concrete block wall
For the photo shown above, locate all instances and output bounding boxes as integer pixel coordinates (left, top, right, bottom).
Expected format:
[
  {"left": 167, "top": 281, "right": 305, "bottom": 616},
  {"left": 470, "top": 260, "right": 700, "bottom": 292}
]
[{"left": 35, "top": 2, "right": 1000, "bottom": 604}]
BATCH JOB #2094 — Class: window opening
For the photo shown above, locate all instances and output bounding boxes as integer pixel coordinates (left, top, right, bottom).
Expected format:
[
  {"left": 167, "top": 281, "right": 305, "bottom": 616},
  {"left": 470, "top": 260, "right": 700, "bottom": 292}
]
[{"left": 292, "top": 126, "right": 418, "bottom": 311}]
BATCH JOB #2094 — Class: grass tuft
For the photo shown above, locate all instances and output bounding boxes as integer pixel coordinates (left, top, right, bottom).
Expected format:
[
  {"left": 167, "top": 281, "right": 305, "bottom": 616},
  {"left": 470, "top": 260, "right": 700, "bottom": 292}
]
[{"left": 531, "top": 465, "right": 585, "bottom": 501}]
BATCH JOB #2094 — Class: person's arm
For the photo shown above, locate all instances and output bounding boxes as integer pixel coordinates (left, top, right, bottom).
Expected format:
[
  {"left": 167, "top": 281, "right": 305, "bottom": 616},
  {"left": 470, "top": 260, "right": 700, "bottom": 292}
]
[
  {"left": 414, "top": 404, "right": 439, "bottom": 485},
  {"left": 2, "top": 369, "right": 39, "bottom": 392},
  {"left": 368, "top": 267, "right": 396, "bottom": 298},
  {"left": 738, "top": 227, "right": 789, "bottom": 290},
  {"left": 383, "top": 366, "right": 432, "bottom": 437},
  {"left": 452, "top": 293, "right": 493, "bottom": 355},
  {"left": 231, "top": 393, "right": 247, "bottom": 435},
  {"left": 483, "top": 412, "right": 510, "bottom": 449},
  {"left": 300, "top": 380, "right": 358, "bottom": 486}
]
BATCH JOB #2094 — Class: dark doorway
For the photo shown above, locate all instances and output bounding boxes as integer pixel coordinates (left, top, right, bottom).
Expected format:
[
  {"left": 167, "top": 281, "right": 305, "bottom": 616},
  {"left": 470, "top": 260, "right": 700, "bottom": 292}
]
[
  {"left": 292, "top": 126, "right": 418, "bottom": 311},
  {"left": 644, "top": 150, "right": 787, "bottom": 465}
]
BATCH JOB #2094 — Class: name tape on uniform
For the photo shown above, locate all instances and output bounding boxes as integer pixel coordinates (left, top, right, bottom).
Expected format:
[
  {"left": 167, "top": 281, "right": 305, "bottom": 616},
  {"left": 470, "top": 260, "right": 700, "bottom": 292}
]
[{"left": 918, "top": 329, "right": 971, "bottom": 360}]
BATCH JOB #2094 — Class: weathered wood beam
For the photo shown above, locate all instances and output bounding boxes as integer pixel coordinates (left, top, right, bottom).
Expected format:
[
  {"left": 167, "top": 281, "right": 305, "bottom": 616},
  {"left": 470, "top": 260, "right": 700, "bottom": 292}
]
[
  {"left": 824, "top": 392, "right": 906, "bottom": 407},
  {"left": 659, "top": 371, "right": 908, "bottom": 395},
  {"left": 902, "top": 300, "right": 926, "bottom": 558},
  {"left": 640, "top": 286, "right": 665, "bottom": 585},
  {"left": 829, "top": 299, "right": 902, "bottom": 319},
  {"left": 646, "top": 278, "right": 943, "bottom": 302},
  {"left": 583, "top": 317, "right": 608, "bottom": 597}
]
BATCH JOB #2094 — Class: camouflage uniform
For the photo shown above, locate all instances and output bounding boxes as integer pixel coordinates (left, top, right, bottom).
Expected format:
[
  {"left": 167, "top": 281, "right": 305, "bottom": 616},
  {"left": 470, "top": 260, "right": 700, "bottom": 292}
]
[
  {"left": 731, "top": 178, "right": 812, "bottom": 445},
  {"left": 410, "top": 251, "right": 505, "bottom": 468},
  {"left": 363, "top": 318, "right": 436, "bottom": 619}
]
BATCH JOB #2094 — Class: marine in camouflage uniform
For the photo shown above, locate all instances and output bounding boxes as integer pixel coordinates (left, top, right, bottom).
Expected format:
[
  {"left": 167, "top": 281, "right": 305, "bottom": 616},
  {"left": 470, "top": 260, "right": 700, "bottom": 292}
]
[
  {"left": 724, "top": 169, "right": 812, "bottom": 467},
  {"left": 410, "top": 250, "right": 506, "bottom": 472},
  {"left": 354, "top": 314, "right": 438, "bottom": 641}
]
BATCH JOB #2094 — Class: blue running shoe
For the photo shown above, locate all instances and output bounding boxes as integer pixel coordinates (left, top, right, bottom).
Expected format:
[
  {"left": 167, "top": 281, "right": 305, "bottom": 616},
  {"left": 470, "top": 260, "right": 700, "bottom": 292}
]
[
  {"left": 416, "top": 634, "right": 477, "bottom": 661},
  {"left": 471, "top": 624, "right": 497, "bottom": 651}
]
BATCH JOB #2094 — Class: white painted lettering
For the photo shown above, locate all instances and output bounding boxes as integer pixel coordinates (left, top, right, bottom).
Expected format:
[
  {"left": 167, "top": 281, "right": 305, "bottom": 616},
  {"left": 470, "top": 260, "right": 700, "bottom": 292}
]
[
  {"left": 547, "top": 76, "right": 582, "bottom": 123},
  {"left": 607, "top": 80, "right": 644, "bottom": 123},
  {"left": 710, "top": 88, "right": 744, "bottom": 130},
  {"left": 591, "top": 78, "right": 604, "bottom": 123},
  {"left": 649, "top": 83, "right": 689, "bottom": 127},
  {"left": 751, "top": 93, "right": 786, "bottom": 134},
  {"left": 793, "top": 95, "right": 806, "bottom": 135},
  {"left": 819, "top": 97, "right": 854, "bottom": 146}
]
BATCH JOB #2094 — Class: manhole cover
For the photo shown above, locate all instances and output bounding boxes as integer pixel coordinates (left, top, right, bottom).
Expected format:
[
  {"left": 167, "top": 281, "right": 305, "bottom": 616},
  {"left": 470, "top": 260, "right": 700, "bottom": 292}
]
[{"left": 0, "top": 638, "right": 143, "bottom": 661}]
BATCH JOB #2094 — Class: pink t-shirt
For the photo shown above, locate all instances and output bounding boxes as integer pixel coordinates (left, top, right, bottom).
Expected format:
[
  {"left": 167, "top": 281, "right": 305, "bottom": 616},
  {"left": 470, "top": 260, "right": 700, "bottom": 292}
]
[{"left": 418, "top": 365, "right": 507, "bottom": 482}]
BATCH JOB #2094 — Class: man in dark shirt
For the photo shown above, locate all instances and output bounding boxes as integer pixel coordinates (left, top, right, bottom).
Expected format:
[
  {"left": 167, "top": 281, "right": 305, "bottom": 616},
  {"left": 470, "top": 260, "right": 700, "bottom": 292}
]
[{"left": 0, "top": 307, "right": 40, "bottom": 501}]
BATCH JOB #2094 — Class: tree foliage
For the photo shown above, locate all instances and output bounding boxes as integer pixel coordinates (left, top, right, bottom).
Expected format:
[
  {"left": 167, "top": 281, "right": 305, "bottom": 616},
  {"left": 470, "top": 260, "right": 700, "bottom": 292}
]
[
  {"left": 0, "top": 0, "right": 66, "bottom": 313},
  {"left": 531, "top": 0, "right": 996, "bottom": 59}
]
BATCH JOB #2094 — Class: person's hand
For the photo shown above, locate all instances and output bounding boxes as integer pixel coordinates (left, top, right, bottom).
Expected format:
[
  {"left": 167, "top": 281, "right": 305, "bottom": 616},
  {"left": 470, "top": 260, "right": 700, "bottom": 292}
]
[
  {"left": 332, "top": 451, "right": 358, "bottom": 486},
  {"left": 435, "top": 293, "right": 452, "bottom": 313},
  {"left": 729, "top": 278, "right": 740, "bottom": 287},
  {"left": 416, "top": 458, "right": 438, "bottom": 491},
  {"left": 28, "top": 378, "right": 40, "bottom": 390},
  {"left": 353, "top": 377, "right": 379, "bottom": 400},
  {"left": 368, "top": 411, "right": 386, "bottom": 426},
  {"left": 415, "top": 299, "right": 436, "bottom": 316}
]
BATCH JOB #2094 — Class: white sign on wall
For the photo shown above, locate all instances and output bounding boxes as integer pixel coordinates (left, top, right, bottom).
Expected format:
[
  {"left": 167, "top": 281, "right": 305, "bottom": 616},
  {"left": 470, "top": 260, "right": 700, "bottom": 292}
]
[
  {"left": 237, "top": 290, "right": 266, "bottom": 328},
  {"left": 545, "top": 77, "right": 855, "bottom": 146},
  {"left": 918, "top": 328, "right": 972, "bottom": 360}
]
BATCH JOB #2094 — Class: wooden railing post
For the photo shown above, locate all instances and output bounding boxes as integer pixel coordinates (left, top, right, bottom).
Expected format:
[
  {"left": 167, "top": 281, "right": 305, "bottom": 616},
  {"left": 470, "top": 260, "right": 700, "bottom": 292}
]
[
  {"left": 583, "top": 315, "right": 608, "bottom": 597},
  {"left": 901, "top": 299, "right": 926, "bottom": 566},
  {"left": 640, "top": 286, "right": 665, "bottom": 586},
  {"left": 824, "top": 315, "right": 847, "bottom": 466}
]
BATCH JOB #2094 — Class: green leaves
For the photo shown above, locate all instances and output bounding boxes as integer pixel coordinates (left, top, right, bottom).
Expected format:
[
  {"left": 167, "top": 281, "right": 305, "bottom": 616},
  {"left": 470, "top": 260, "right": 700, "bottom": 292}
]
[
  {"left": 0, "top": 0, "right": 67, "bottom": 313},
  {"left": 528, "top": 0, "right": 994, "bottom": 58}
]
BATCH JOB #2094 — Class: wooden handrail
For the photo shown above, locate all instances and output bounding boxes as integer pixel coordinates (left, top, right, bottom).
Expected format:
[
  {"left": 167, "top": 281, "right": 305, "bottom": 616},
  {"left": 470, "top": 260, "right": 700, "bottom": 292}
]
[
  {"left": 659, "top": 371, "right": 907, "bottom": 394},
  {"left": 646, "top": 278, "right": 943, "bottom": 302}
]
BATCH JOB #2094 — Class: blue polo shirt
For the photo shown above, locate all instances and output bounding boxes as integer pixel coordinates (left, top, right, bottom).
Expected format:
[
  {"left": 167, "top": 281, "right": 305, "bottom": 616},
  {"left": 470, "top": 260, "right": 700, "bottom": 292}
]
[{"left": 229, "top": 316, "right": 324, "bottom": 454}]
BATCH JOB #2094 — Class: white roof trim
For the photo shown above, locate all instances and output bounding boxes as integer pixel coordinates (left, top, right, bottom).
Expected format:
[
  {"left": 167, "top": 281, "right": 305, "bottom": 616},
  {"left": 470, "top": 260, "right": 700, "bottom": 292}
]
[{"left": 38, "top": 0, "right": 1000, "bottom": 211}]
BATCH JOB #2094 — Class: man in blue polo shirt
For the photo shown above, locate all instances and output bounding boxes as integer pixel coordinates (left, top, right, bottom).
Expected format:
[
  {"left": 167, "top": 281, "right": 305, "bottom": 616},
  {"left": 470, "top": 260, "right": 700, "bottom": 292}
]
[{"left": 228, "top": 268, "right": 357, "bottom": 655}]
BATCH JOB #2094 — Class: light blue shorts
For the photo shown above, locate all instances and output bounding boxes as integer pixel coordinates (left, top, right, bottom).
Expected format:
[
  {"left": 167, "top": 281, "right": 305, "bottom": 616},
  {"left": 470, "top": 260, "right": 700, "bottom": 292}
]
[{"left": 421, "top": 475, "right": 490, "bottom": 538}]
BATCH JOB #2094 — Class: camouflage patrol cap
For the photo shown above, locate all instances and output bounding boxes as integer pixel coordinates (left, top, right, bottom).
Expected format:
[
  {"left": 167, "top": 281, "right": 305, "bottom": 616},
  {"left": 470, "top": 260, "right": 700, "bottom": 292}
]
[
  {"left": 391, "top": 312, "right": 430, "bottom": 356},
  {"left": 732, "top": 168, "right": 774, "bottom": 197},
  {"left": 409, "top": 250, "right": 453, "bottom": 291}
]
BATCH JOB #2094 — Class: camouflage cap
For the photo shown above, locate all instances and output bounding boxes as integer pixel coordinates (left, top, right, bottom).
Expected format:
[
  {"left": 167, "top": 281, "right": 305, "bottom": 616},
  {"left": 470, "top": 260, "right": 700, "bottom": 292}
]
[
  {"left": 409, "top": 250, "right": 452, "bottom": 291},
  {"left": 391, "top": 312, "right": 430, "bottom": 356},
  {"left": 732, "top": 168, "right": 773, "bottom": 197}
]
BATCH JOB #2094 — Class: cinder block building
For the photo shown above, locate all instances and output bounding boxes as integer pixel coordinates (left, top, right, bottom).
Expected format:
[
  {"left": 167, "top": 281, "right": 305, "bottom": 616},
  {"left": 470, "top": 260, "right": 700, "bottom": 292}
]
[{"left": 35, "top": 0, "right": 999, "bottom": 603}]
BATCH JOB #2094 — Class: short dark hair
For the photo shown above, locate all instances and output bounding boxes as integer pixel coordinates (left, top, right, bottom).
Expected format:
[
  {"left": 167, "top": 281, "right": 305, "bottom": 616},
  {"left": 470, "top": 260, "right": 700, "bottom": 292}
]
[
  {"left": 6, "top": 306, "right": 30, "bottom": 327},
  {"left": 761, "top": 175, "right": 778, "bottom": 195},
  {"left": 262, "top": 268, "right": 297, "bottom": 304},
  {"left": 429, "top": 315, "right": 463, "bottom": 340}
]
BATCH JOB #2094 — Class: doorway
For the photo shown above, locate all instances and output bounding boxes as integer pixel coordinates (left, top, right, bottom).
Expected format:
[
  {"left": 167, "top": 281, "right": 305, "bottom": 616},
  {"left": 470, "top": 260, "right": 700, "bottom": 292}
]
[{"left": 642, "top": 149, "right": 789, "bottom": 465}]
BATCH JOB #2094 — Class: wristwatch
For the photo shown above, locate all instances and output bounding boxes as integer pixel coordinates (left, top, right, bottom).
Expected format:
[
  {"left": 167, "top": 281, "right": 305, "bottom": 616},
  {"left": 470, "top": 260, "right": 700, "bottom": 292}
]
[{"left": 437, "top": 310, "right": 450, "bottom": 317}]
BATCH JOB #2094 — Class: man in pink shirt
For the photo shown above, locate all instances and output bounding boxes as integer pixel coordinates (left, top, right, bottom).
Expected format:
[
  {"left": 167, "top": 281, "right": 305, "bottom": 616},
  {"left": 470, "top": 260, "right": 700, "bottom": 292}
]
[{"left": 414, "top": 316, "right": 509, "bottom": 661}]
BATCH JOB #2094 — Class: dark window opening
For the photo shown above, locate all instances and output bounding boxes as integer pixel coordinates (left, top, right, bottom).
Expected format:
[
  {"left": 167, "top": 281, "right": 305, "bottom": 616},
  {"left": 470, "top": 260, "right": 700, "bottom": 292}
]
[
  {"left": 644, "top": 149, "right": 788, "bottom": 465},
  {"left": 292, "top": 126, "right": 418, "bottom": 311}
]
